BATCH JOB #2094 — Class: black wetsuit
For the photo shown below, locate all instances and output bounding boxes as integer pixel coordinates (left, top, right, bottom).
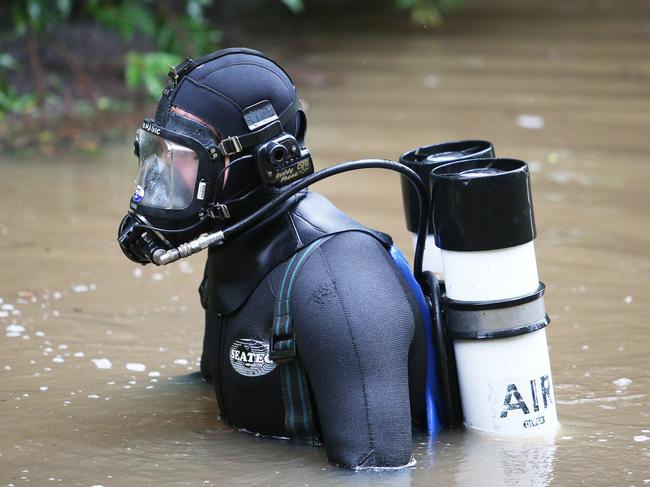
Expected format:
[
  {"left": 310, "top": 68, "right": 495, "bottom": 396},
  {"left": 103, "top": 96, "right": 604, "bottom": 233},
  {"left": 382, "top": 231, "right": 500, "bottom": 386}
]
[{"left": 199, "top": 189, "right": 426, "bottom": 468}]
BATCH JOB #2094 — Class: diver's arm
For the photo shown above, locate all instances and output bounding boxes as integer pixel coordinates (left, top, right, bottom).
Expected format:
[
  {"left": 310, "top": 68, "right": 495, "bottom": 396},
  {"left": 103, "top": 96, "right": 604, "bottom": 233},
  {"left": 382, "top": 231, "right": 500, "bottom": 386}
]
[{"left": 292, "top": 232, "right": 416, "bottom": 468}]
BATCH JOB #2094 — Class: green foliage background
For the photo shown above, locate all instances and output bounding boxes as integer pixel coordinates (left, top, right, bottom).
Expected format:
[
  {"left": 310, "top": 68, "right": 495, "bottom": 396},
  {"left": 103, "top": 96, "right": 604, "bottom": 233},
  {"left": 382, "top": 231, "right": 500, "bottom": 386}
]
[{"left": 0, "top": 0, "right": 463, "bottom": 122}]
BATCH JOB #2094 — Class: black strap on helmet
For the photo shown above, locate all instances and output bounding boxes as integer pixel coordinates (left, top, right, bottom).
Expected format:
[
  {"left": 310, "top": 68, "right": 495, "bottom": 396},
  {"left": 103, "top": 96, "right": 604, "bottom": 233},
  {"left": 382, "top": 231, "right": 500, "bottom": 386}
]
[
  {"left": 161, "top": 48, "right": 304, "bottom": 156},
  {"left": 215, "top": 95, "right": 302, "bottom": 157}
]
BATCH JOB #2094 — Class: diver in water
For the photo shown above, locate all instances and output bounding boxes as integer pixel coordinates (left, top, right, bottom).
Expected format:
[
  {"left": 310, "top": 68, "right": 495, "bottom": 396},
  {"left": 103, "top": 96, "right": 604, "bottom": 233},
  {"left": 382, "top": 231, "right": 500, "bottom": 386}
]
[{"left": 117, "top": 48, "right": 432, "bottom": 469}]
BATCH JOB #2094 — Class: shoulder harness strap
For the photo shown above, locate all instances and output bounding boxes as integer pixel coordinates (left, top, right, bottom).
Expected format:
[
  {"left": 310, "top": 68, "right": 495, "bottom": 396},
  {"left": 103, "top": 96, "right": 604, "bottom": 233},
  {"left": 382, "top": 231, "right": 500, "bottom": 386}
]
[{"left": 269, "top": 236, "right": 332, "bottom": 443}]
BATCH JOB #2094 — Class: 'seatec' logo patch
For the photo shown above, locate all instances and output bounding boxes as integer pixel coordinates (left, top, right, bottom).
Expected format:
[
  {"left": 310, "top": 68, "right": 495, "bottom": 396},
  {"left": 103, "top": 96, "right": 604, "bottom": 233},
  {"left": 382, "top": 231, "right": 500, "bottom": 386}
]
[{"left": 229, "top": 338, "right": 277, "bottom": 377}]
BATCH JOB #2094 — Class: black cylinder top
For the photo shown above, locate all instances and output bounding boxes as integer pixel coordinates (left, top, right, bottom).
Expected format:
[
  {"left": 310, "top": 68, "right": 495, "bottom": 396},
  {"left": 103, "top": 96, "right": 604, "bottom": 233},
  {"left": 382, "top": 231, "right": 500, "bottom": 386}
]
[
  {"left": 400, "top": 140, "right": 495, "bottom": 233},
  {"left": 431, "top": 158, "right": 537, "bottom": 251}
]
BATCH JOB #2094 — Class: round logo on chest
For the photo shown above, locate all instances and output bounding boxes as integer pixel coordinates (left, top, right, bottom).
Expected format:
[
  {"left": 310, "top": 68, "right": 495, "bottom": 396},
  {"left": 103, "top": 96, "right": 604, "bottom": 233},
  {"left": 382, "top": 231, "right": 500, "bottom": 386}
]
[{"left": 229, "top": 338, "right": 277, "bottom": 377}]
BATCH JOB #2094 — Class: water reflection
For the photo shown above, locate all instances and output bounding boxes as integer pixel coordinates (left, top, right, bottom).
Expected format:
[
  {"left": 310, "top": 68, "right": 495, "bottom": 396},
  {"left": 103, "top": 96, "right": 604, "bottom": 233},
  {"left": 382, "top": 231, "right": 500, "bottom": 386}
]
[{"left": 454, "top": 433, "right": 556, "bottom": 487}]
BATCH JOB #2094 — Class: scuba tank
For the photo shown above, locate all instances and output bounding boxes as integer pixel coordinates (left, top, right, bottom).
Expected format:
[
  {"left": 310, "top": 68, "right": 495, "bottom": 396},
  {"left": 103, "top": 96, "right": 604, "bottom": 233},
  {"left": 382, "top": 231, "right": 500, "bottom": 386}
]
[
  {"left": 399, "top": 140, "right": 494, "bottom": 276},
  {"left": 430, "top": 156, "right": 558, "bottom": 434}
]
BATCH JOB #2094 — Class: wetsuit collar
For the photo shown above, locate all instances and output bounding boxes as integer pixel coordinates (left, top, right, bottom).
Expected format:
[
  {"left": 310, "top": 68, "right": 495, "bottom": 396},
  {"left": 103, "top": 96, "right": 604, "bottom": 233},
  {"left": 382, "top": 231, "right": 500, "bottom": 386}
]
[{"left": 204, "top": 191, "right": 392, "bottom": 314}]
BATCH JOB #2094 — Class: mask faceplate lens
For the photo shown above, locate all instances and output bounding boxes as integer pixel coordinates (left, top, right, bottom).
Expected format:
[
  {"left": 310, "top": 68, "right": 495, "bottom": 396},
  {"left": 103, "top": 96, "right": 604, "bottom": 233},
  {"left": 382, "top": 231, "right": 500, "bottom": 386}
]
[{"left": 134, "top": 129, "right": 199, "bottom": 209}]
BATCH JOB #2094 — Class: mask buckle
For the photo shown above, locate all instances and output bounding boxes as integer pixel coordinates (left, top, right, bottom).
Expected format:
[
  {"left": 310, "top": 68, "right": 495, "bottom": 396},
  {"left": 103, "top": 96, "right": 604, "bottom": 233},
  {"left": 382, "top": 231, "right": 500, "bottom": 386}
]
[
  {"left": 206, "top": 203, "right": 231, "bottom": 220},
  {"left": 217, "top": 136, "right": 243, "bottom": 156}
]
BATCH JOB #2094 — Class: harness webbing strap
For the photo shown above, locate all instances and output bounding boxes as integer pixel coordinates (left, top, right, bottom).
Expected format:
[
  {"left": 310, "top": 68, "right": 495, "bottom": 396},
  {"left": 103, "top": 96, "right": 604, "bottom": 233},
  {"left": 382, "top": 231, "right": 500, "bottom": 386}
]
[{"left": 270, "top": 237, "right": 331, "bottom": 443}]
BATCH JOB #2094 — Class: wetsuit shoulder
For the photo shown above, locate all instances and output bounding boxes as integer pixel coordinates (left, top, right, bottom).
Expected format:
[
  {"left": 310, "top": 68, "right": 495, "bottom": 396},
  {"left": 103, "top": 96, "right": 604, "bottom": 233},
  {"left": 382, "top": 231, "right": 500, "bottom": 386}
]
[{"left": 290, "top": 231, "right": 417, "bottom": 468}]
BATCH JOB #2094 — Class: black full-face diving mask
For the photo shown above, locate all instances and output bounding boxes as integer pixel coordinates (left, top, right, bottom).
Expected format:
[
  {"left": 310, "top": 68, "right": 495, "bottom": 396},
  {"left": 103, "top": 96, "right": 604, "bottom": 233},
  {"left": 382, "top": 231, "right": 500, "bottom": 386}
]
[{"left": 118, "top": 48, "right": 312, "bottom": 265}]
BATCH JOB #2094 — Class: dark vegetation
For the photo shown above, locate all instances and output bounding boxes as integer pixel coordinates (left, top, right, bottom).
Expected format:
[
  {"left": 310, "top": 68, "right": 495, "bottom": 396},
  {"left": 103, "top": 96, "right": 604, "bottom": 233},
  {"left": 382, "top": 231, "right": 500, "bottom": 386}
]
[{"left": 0, "top": 0, "right": 463, "bottom": 155}]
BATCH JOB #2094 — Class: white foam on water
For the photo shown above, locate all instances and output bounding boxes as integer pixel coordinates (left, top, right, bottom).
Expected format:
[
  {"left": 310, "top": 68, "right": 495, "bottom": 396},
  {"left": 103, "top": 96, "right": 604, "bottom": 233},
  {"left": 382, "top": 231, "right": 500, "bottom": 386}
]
[
  {"left": 613, "top": 377, "right": 633, "bottom": 388},
  {"left": 53, "top": 291, "right": 62, "bottom": 300},
  {"left": 35, "top": 331, "right": 44, "bottom": 337},
  {"left": 624, "top": 295, "right": 633, "bottom": 304},
  {"left": 92, "top": 358, "right": 112, "bottom": 369},
  {"left": 558, "top": 394, "right": 645, "bottom": 405},
  {"left": 179, "top": 261, "right": 193, "bottom": 274},
  {"left": 12, "top": 310, "right": 21, "bottom": 316},
  {"left": 152, "top": 273, "right": 164, "bottom": 281},
  {"left": 2, "top": 303, "right": 15, "bottom": 311},
  {"left": 74, "top": 352, "right": 85, "bottom": 358},
  {"left": 88, "top": 394, "right": 100, "bottom": 399},
  {"left": 634, "top": 435, "right": 650, "bottom": 442},
  {"left": 133, "top": 268, "right": 143, "bottom": 278},
  {"left": 39, "top": 386, "right": 48, "bottom": 392},
  {"left": 148, "top": 371, "right": 160, "bottom": 377},
  {"left": 58, "top": 344, "right": 68, "bottom": 350},
  {"left": 126, "top": 363, "right": 146, "bottom": 372},
  {"left": 516, "top": 114, "right": 545, "bottom": 130},
  {"left": 52, "top": 356, "right": 64, "bottom": 364},
  {"left": 6, "top": 324, "right": 24, "bottom": 336},
  {"left": 0, "top": 311, "right": 9, "bottom": 318},
  {"left": 174, "top": 358, "right": 189, "bottom": 365},
  {"left": 72, "top": 284, "right": 89, "bottom": 293},
  {"left": 422, "top": 74, "right": 440, "bottom": 89}
]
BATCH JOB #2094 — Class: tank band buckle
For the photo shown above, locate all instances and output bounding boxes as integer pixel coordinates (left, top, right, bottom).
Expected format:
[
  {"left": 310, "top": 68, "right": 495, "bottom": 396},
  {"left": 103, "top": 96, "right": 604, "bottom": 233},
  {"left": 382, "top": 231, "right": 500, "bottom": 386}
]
[{"left": 269, "top": 334, "right": 296, "bottom": 364}]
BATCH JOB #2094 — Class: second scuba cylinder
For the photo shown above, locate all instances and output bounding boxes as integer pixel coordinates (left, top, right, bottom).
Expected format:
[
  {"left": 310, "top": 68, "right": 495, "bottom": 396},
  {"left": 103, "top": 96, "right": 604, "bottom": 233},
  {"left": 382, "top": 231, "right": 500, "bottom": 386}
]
[
  {"left": 431, "top": 158, "right": 559, "bottom": 435},
  {"left": 399, "top": 140, "right": 494, "bottom": 276}
]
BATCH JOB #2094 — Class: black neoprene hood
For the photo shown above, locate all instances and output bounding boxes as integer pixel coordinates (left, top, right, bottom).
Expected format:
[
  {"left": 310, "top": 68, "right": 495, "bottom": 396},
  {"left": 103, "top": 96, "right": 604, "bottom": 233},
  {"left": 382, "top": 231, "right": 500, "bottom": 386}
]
[{"left": 156, "top": 48, "right": 305, "bottom": 143}]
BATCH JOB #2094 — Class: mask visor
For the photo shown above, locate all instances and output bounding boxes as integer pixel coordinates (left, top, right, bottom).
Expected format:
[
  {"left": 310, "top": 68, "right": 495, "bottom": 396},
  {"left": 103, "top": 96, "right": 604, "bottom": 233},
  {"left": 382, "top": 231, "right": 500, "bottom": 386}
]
[{"left": 134, "top": 129, "right": 199, "bottom": 210}]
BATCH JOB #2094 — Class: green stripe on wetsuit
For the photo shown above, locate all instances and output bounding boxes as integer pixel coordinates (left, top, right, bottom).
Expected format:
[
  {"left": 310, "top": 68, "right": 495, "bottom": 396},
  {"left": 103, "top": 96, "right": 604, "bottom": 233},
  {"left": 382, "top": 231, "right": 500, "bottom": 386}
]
[{"left": 271, "top": 237, "right": 331, "bottom": 443}]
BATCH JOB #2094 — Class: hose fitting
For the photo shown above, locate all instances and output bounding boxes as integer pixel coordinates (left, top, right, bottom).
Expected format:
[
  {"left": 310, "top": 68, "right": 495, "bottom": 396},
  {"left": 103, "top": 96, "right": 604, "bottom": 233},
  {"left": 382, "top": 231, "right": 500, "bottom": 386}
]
[{"left": 152, "top": 231, "right": 225, "bottom": 266}]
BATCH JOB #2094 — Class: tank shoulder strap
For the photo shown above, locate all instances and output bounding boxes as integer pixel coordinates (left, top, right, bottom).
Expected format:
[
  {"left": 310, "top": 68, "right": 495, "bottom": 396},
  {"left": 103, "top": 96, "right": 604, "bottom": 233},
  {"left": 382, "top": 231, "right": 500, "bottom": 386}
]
[{"left": 269, "top": 236, "right": 332, "bottom": 443}]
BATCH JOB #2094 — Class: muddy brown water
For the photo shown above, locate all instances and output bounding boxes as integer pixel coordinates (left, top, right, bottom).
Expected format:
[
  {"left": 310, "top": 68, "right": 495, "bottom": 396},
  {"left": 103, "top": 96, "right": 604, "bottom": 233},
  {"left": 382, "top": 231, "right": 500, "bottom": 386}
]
[{"left": 1, "top": 1, "right": 649, "bottom": 485}]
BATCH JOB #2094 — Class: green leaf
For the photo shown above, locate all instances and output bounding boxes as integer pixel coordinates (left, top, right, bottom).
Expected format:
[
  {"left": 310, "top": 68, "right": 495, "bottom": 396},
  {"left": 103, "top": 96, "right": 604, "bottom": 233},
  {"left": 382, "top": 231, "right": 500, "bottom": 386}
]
[
  {"left": 282, "top": 0, "right": 304, "bottom": 14},
  {"left": 56, "top": 0, "right": 72, "bottom": 17},
  {"left": 0, "top": 54, "right": 18, "bottom": 70},
  {"left": 125, "top": 51, "right": 181, "bottom": 100}
]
